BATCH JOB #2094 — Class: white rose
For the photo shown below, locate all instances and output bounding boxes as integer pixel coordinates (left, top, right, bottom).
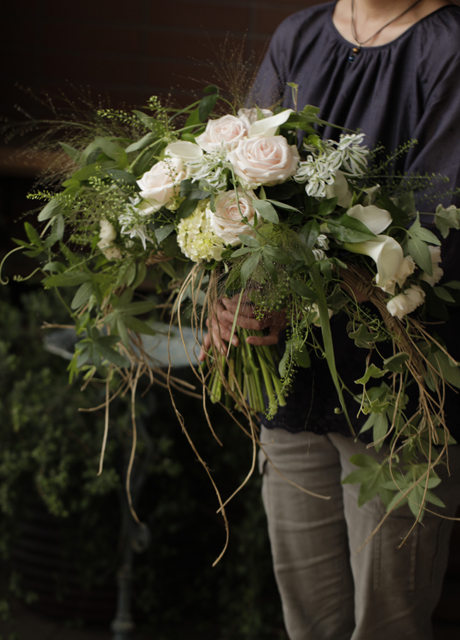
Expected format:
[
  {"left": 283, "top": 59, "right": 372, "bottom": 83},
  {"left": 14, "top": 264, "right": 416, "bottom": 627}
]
[
  {"left": 325, "top": 170, "right": 352, "bottom": 207},
  {"left": 346, "top": 204, "right": 392, "bottom": 235},
  {"left": 208, "top": 189, "right": 258, "bottom": 245},
  {"left": 137, "top": 157, "right": 186, "bottom": 211},
  {"left": 228, "top": 136, "right": 300, "bottom": 188},
  {"left": 386, "top": 284, "right": 425, "bottom": 319},
  {"left": 382, "top": 256, "right": 416, "bottom": 294},
  {"left": 195, "top": 115, "right": 249, "bottom": 153},
  {"left": 420, "top": 245, "right": 444, "bottom": 286},
  {"left": 98, "top": 220, "right": 122, "bottom": 260}
]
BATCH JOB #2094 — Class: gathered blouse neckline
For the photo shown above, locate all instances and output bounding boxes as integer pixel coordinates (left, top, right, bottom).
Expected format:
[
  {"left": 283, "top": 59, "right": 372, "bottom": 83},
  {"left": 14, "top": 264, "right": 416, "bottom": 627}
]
[{"left": 327, "top": 1, "right": 456, "bottom": 52}]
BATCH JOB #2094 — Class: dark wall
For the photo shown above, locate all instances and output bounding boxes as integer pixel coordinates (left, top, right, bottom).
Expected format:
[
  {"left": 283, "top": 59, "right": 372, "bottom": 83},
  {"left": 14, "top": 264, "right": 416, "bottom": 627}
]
[{"left": 1, "top": 0, "right": 327, "bottom": 117}]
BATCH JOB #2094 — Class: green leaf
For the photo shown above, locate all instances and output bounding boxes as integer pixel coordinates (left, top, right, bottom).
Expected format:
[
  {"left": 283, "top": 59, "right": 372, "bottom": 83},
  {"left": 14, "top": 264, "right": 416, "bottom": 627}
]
[
  {"left": 263, "top": 246, "right": 292, "bottom": 265},
  {"left": 239, "top": 234, "right": 260, "bottom": 248},
  {"left": 38, "top": 198, "right": 63, "bottom": 222},
  {"left": 433, "top": 286, "right": 456, "bottom": 303},
  {"left": 253, "top": 199, "right": 279, "bottom": 224},
  {"left": 185, "top": 107, "right": 201, "bottom": 128},
  {"left": 132, "top": 111, "right": 163, "bottom": 133},
  {"left": 198, "top": 93, "right": 219, "bottom": 123},
  {"left": 59, "top": 142, "right": 81, "bottom": 163},
  {"left": 125, "top": 132, "right": 158, "bottom": 153},
  {"left": 342, "top": 454, "right": 391, "bottom": 507},
  {"left": 71, "top": 281, "right": 94, "bottom": 310},
  {"left": 177, "top": 197, "right": 199, "bottom": 220},
  {"left": 434, "top": 204, "right": 460, "bottom": 238},
  {"left": 72, "top": 163, "right": 104, "bottom": 182},
  {"left": 373, "top": 413, "right": 389, "bottom": 452},
  {"left": 240, "top": 252, "right": 261, "bottom": 287},
  {"left": 45, "top": 271, "right": 91, "bottom": 288},
  {"left": 24, "top": 222, "right": 42, "bottom": 247},
  {"left": 299, "top": 220, "right": 320, "bottom": 248},
  {"left": 120, "top": 300, "right": 157, "bottom": 315},
  {"left": 428, "top": 350, "right": 460, "bottom": 388},
  {"left": 407, "top": 237, "right": 433, "bottom": 275},
  {"left": 132, "top": 262, "right": 147, "bottom": 290},
  {"left": 318, "top": 198, "right": 338, "bottom": 217},
  {"left": 262, "top": 254, "right": 278, "bottom": 284},
  {"left": 328, "top": 215, "right": 376, "bottom": 243},
  {"left": 231, "top": 246, "right": 254, "bottom": 258},
  {"left": 289, "top": 278, "right": 316, "bottom": 300},
  {"left": 94, "top": 342, "right": 130, "bottom": 368},
  {"left": 355, "top": 364, "right": 386, "bottom": 385},
  {"left": 383, "top": 352, "right": 409, "bottom": 373},
  {"left": 122, "top": 315, "right": 158, "bottom": 336},
  {"left": 106, "top": 169, "right": 138, "bottom": 187},
  {"left": 407, "top": 216, "right": 441, "bottom": 246},
  {"left": 348, "top": 324, "right": 386, "bottom": 348},
  {"left": 155, "top": 224, "right": 175, "bottom": 244}
]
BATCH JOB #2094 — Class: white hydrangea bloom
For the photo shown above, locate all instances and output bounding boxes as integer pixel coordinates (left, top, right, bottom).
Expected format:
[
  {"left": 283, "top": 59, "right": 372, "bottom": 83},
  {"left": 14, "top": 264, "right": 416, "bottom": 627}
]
[{"left": 177, "top": 202, "right": 225, "bottom": 263}]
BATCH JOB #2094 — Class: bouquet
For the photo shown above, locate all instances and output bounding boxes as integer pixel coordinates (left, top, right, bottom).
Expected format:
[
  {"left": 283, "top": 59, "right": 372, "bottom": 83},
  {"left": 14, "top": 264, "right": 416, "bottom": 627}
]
[{"left": 4, "top": 85, "right": 460, "bottom": 546}]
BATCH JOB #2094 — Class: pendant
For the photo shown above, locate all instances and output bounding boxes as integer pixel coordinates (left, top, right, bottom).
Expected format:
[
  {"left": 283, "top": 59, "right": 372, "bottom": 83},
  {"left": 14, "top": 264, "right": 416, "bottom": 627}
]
[{"left": 348, "top": 46, "right": 360, "bottom": 62}]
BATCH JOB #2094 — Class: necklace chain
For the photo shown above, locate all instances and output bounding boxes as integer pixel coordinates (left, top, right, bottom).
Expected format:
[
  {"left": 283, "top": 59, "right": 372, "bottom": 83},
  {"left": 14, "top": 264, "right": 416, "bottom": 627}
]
[{"left": 351, "top": 0, "right": 425, "bottom": 47}]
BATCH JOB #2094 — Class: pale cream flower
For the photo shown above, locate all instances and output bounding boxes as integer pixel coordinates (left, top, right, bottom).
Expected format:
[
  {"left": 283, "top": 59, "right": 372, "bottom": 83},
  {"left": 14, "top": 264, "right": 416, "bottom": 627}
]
[
  {"left": 382, "top": 256, "right": 416, "bottom": 294},
  {"left": 420, "top": 245, "right": 444, "bottom": 287},
  {"left": 137, "top": 157, "right": 186, "bottom": 211},
  {"left": 98, "top": 220, "right": 122, "bottom": 260},
  {"left": 346, "top": 204, "right": 392, "bottom": 235},
  {"left": 325, "top": 170, "right": 352, "bottom": 207},
  {"left": 229, "top": 135, "right": 300, "bottom": 188},
  {"left": 386, "top": 285, "right": 425, "bottom": 319},
  {"left": 196, "top": 115, "right": 249, "bottom": 153},
  {"left": 208, "top": 189, "right": 258, "bottom": 245},
  {"left": 343, "top": 235, "right": 404, "bottom": 290}
]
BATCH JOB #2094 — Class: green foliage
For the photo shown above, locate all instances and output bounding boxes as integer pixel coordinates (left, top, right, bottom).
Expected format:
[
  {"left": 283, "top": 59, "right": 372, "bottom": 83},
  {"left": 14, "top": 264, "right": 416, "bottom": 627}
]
[{"left": 0, "top": 286, "right": 284, "bottom": 639}]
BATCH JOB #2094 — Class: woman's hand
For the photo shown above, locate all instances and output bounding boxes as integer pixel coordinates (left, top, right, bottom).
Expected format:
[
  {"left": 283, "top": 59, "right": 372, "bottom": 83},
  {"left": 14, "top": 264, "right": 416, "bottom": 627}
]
[{"left": 198, "top": 293, "right": 287, "bottom": 362}]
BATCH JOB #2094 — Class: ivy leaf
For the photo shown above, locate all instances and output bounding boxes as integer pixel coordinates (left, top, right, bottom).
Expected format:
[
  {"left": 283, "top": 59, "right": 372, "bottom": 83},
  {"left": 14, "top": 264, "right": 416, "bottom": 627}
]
[
  {"left": 433, "top": 286, "right": 456, "bottom": 303},
  {"left": 383, "top": 352, "right": 409, "bottom": 373},
  {"left": 434, "top": 204, "right": 460, "bottom": 238},
  {"left": 355, "top": 364, "right": 386, "bottom": 385},
  {"left": 348, "top": 324, "right": 386, "bottom": 348},
  {"left": 342, "top": 454, "right": 392, "bottom": 507},
  {"left": 407, "top": 215, "right": 441, "bottom": 245}
]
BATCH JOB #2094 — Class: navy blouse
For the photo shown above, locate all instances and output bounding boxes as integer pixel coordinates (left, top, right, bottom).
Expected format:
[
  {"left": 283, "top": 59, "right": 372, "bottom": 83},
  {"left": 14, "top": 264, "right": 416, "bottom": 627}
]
[{"left": 252, "top": 2, "right": 460, "bottom": 437}]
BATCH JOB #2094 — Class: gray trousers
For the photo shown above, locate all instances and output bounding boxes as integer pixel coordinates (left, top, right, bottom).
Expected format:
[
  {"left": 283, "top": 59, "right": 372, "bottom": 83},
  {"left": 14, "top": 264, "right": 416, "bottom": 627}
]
[{"left": 259, "top": 426, "right": 460, "bottom": 640}]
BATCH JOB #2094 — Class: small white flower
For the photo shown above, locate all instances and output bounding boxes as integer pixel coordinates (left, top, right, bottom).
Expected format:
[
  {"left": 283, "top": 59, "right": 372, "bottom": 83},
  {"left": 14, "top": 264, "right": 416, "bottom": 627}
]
[
  {"left": 386, "top": 285, "right": 425, "bottom": 319},
  {"left": 420, "top": 245, "right": 444, "bottom": 287},
  {"left": 382, "top": 256, "right": 416, "bottom": 294},
  {"left": 325, "top": 170, "right": 352, "bottom": 207},
  {"left": 98, "top": 220, "right": 122, "bottom": 260}
]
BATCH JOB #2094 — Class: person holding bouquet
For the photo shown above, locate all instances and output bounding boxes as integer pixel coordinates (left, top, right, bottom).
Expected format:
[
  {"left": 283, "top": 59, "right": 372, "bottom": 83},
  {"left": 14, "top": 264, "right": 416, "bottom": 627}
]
[{"left": 200, "top": 0, "right": 460, "bottom": 638}]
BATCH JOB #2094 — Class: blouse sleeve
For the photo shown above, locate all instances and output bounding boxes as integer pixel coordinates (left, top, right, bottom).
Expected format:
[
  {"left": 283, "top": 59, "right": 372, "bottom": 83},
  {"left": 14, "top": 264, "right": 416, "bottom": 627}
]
[{"left": 404, "top": 53, "right": 460, "bottom": 282}]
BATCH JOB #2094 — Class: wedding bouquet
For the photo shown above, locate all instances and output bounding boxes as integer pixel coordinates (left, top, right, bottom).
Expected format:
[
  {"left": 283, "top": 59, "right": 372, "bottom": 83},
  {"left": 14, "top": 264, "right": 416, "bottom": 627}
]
[{"left": 5, "top": 85, "right": 460, "bottom": 539}]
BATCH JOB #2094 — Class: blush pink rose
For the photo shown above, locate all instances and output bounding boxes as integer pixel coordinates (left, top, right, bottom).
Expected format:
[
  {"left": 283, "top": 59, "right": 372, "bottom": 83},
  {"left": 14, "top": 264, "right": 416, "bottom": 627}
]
[
  {"left": 208, "top": 189, "right": 258, "bottom": 245},
  {"left": 137, "top": 157, "right": 186, "bottom": 211},
  {"left": 228, "top": 135, "right": 300, "bottom": 188},
  {"left": 196, "top": 115, "right": 249, "bottom": 153}
]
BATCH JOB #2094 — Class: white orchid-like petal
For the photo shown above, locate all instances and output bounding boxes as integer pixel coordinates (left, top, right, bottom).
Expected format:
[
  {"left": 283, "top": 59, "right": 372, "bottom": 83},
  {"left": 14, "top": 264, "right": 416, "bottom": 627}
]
[
  {"left": 346, "top": 204, "right": 392, "bottom": 235},
  {"left": 343, "top": 235, "right": 404, "bottom": 290},
  {"left": 325, "top": 170, "right": 352, "bottom": 207},
  {"left": 165, "top": 140, "right": 203, "bottom": 161},
  {"left": 248, "top": 109, "right": 293, "bottom": 138}
]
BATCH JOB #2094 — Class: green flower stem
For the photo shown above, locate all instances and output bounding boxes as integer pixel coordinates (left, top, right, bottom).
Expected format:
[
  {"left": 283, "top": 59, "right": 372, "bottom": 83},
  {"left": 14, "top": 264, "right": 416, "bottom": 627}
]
[
  {"left": 260, "top": 344, "right": 287, "bottom": 407},
  {"left": 241, "top": 330, "right": 266, "bottom": 413},
  {"left": 210, "top": 355, "right": 226, "bottom": 403}
]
